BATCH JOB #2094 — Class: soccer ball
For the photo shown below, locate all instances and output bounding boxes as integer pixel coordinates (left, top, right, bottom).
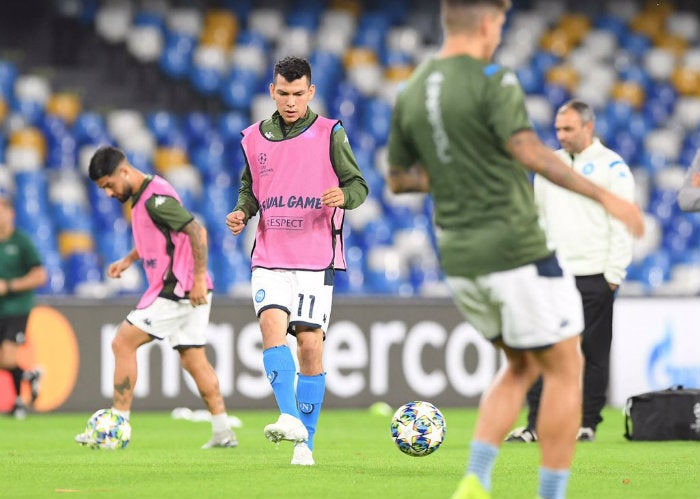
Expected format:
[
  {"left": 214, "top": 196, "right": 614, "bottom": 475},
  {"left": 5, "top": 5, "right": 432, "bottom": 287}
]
[
  {"left": 390, "top": 401, "right": 446, "bottom": 457},
  {"left": 84, "top": 409, "right": 131, "bottom": 449}
]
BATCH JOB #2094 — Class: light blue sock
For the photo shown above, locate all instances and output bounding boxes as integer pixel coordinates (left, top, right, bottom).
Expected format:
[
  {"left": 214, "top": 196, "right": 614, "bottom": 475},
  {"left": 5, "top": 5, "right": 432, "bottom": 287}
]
[
  {"left": 466, "top": 440, "right": 499, "bottom": 491},
  {"left": 296, "top": 373, "right": 325, "bottom": 451},
  {"left": 262, "top": 345, "right": 299, "bottom": 417},
  {"left": 538, "top": 467, "right": 571, "bottom": 499}
]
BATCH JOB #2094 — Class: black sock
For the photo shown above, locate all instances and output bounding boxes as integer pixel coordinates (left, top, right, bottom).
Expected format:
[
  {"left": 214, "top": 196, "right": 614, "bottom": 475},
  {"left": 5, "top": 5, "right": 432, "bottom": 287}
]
[{"left": 11, "top": 367, "right": 23, "bottom": 399}]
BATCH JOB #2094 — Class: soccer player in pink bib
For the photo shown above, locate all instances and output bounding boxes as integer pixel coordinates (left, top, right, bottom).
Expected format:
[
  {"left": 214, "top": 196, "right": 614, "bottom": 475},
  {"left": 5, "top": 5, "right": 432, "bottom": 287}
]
[{"left": 226, "top": 56, "right": 368, "bottom": 466}]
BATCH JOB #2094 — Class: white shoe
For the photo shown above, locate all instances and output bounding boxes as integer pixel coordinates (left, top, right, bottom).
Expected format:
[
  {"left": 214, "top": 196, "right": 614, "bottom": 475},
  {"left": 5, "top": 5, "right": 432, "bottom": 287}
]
[
  {"left": 201, "top": 429, "right": 238, "bottom": 449},
  {"left": 576, "top": 427, "right": 596, "bottom": 442},
  {"left": 504, "top": 426, "right": 538, "bottom": 443},
  {"left": 291, "top": 442, "right": 314, "bottom": 466},
  {"left": 74, "top": 432, "right": 90, "bottom": 445},
  {"left": 264, "top": 413, "right": 308, "bottom": 444}
]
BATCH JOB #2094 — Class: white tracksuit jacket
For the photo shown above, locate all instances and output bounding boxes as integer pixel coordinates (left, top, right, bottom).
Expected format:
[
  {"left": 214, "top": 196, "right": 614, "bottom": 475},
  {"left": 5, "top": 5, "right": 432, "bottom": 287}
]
[{"left": 533, "top": 138, "right": 635, "bottom": 285}]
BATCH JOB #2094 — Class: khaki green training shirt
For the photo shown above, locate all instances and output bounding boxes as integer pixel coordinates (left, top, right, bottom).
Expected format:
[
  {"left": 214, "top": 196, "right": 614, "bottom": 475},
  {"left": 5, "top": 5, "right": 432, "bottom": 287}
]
[{"left": 388, "top": 55, "right": 551, "bottom": 278}]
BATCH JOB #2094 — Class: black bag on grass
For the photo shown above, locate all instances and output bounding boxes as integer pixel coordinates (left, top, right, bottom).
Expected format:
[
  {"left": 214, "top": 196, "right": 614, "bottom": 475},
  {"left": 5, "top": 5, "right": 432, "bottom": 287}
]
[{"left": 624, "top": 386, "right": 700, "bottom": 441}]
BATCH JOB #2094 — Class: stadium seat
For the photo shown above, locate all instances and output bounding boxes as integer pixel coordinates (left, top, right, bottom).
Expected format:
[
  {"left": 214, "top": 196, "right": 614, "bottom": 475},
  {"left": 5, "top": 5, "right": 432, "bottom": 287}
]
[
  {"left": 73, "top": 112, "right": 110, "bottom": 146},
  {"left": 217, "top": 111, "right": 248, "bottom": 144},
  {"left": 64, "top": 250, "right": 105, "bottom": 296},
  {"left": 221, "top": 67, "right": 260, "bottom": 111},
  {"left": 58, "top": 231, "right": 95, "bottom": 256},
  {"left": 274, "top": 26, "right": 314, "bottom": 61},
  {"left": 361, "top": 97, "right": 392, "bottom": 145},
  {"left": 159, "top": 31, "right": 196, "bottom": 81},
  {"left": 247, "top": 8, "right": 284, "bottom": 43},
  {"left": 146, "top": 111, "right": 181, "bottom": 143},
  {"left": 230, "top": 43, "right": 267, "bottom": 77},
  {"left": 37, "top": 249, "right": 65, "bottom": 295},
  {"left": 153, "top": 146, "right": 188, "bottom": 174}
]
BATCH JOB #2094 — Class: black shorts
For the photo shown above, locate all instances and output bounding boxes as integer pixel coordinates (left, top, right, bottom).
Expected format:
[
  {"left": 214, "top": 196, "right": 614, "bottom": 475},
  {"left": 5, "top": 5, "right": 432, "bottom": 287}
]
[{"left": 0, "top": 315, "right": 29, "bottom": 345}]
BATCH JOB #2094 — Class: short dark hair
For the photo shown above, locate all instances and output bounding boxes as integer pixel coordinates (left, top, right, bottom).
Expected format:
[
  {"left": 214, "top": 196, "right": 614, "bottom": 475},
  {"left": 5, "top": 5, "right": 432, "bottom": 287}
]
[
  {"left": 558, "top": 99, "right": 595, "bottom": 125},
  {"left": 273, "top": 56, "right": 312, "bottom": 84},
  {"left": 88, "top": 145, "right": 126, "bottom": 181}
]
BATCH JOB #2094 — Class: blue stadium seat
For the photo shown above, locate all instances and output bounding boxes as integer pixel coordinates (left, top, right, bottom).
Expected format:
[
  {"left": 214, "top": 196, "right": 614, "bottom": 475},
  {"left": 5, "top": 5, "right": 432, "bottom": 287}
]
[
  {"left": 191, "top": 137, "right": 227, "bottom": 182},
  {"left": 516, "top": 65, "right": 544, "bottom": 95},
  {"left": 354, "top": 13, "right": 392, "bottom": 59},
  {"left": 309, "top": 50, "right": 343, "bottom": 105},
  {"left": 221, "top": 67, "right": 260, "bottom": 111},
  {"left": 610, "top": 129, "right": 641, "bottom": 165},
  {"left": 648, "top": 188, "right": 681, "bottom": 228},
  {"left": 648, "top": 80, "right": 677, "bottom": 111},
  {"left": 52, "top": 201, "right": 92, "bottom": 232},
  {"left": 146, "top": 111, "right": 181, "bottom": 143},
  {"left": 542, "top": 82, "right": 570, "bottom": 110},
  {"left": 235, "top": 29, "right": 269, "bottom": 51},
  {"left": 73, "top": 112, "right": 109, "bottom": 146},
  {"left": 189, "top": 65, "right": 222, "bottom": 98},
  {"left": 530, "top": 50, "right": 561, "bottom": 77},
  {"left": 287, "top": 9, "right": 321, "bottom": 31},
  {"left": 14, "top": 171, "right": 50, "bottom": 222},
  {"left": 362, "top": 97, "right": 392, "bottom": 145},
  {"left": 605, "top": 100, "right": 634, "bottom": 129},
  {"left": 362, "top": 218, "right": 394, "bottom": 248},
  {"left": 64, "top": 251, "right": 102, "bottom": 293},
  {"left": 218, "top": 111, "right": 248, "bottom": 143},
  {"left": 331, "top": 81, "right": 362, "bottom": 138},
  {"left": 159, "top": 32, "right": 196, "bottom": 81},
  {"left": 642, "top": 97, "right": 672, "bottom": 129},
  {"left": 95, "top": 219, "right": 132, "bottom": 264},
  {"left": 640, "top": 151, "right": 672, "bottom": 176},
  {"left": 88, "top": 181, "right": 122, "bottom": 230},
  {"left": 627, "top": 111, "right": 654, "bottom": 144},
  {"left": 0, "top": 60, "right": 18, "bottom": 99},
  {"left": 11, "top": 98, "right": 45, "bottom": 127},
  {"left": 666, "top": 235, "right": 693, "bottom": 264},
  {"left": 125, "top": 150, "right": 154, "bottom": 175},
  {"left": 133, "top": 10, "right": 164, "bottom": 30},
  {"left": 619, "top": 64, "right": 653, "bottom": 93},
  {"left": 593, "top": 14, "right": 628, "bottom": 40},
  {"left": 37, "top": 249, "right": 65, "bottom": 295},
  {"left": 638, "top": 250, "right": 672, "bottom": 290},
  {"left": 183, "top": 111, "right": 214, "bottom": 147}
]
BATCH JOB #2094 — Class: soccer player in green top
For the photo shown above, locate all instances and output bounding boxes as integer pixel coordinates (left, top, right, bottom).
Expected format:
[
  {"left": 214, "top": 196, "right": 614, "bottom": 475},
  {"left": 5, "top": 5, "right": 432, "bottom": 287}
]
[
  {"left": 0, "top": 193, "right": 47, "bottom": 419},
  {"left": 386, "top": 1, "right": 644, "bottom": 499}
]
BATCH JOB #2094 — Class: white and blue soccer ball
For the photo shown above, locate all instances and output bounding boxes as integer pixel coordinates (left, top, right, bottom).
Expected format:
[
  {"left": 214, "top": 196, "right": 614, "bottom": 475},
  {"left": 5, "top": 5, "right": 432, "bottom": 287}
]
[
  {"left": 390, "top": 400, "right": 446, "bottom": 457},
  {"left": 84, "top": 408, "right": 131, "bottom": 449}
]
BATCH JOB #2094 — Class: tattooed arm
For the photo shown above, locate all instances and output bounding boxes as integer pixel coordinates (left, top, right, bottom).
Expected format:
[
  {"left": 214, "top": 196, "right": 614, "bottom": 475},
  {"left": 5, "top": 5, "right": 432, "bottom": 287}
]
[{"left": 182, "top": 219, "right": 209, "bottom": 306}]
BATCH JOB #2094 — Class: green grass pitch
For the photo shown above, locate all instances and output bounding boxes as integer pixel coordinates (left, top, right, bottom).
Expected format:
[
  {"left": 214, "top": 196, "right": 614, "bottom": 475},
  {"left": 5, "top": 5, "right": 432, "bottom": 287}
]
[{"left": 1, "top": 407, "right": 698, "bottom": 499}]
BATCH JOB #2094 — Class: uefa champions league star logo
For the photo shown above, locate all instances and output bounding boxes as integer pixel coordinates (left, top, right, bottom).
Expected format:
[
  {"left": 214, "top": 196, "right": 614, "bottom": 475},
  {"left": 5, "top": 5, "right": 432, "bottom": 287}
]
[{"left": 258, "top": 153, "right": 267, "bottom": 167}]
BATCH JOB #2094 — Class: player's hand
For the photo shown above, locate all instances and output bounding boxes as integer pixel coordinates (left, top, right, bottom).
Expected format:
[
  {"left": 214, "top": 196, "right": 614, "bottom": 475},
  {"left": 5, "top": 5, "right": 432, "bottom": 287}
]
[
  {"left": 107, "top": 258, "right": 132, "bottom": 279},
  {"left": 322, "top": 187, "right": 345, "bottom": 207},
  {"left": 188, "top": 280, "right": 208, "bottom": 306},
  {"left": 226, "top": 210, "right": 246, "bottom": 236},
  {"left": 601, "top": 192, "right": 645, "bottom": 237}
]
